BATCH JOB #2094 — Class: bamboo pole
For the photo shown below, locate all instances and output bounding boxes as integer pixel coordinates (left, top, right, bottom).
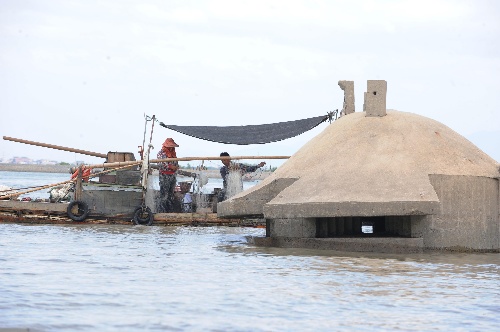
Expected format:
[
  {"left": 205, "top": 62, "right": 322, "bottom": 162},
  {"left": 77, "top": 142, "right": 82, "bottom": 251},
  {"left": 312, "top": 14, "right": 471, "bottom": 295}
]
[
  {"left": 85, "top": 155, "right": 290, "bottom": 170},
  {"left": 0, "top": 154, "right": 288, "bottom": 199},
  {"left": 3, "top": 136, "right": 107, "bottom": 158},
  {"left": 150, "top": 155, "right": 290, "bottom": 163},
  {"left": 0, "top": 163, "right": 142, "bottom": 200},
  {"left": 86, "top": 160, "right": 142, "bottom": 169},
  {"left": 0, "top": 179, "right": 76, "bottom": 200},
  {"left": 75, "top": 165, "right": 83, "bottom": 201}
]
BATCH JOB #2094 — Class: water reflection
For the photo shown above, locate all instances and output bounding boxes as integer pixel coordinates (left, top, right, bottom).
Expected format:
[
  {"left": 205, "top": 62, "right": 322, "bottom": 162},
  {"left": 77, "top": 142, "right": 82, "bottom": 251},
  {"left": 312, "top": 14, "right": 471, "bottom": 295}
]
[{"left": 0, "top": 224, "right": 498, "bottom": 331}]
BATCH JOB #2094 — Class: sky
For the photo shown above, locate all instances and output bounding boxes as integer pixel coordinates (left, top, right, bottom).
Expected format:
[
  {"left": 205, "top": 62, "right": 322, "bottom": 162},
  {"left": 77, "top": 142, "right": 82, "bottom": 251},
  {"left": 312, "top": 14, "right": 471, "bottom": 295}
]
[{"left": 1, "top": 0, "right": 499, "bottom": 169}]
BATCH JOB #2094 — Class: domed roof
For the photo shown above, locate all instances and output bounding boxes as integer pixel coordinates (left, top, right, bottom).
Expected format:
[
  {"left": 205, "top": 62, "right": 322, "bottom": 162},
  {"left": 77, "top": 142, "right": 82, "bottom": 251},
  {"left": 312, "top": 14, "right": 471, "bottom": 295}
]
[{"left": 218, "top": 110, "right": 499, "bottom": 218}]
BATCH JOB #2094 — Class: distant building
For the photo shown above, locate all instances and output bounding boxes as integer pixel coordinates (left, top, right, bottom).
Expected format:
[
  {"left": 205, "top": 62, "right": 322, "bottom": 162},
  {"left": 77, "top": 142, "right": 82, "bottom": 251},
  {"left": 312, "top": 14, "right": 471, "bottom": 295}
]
[
  {"left": 37, "top": 159, "right": 59, "bottom": 165},
  {"left": 11, "top": 157, "right": 31, "bottom": 164}
]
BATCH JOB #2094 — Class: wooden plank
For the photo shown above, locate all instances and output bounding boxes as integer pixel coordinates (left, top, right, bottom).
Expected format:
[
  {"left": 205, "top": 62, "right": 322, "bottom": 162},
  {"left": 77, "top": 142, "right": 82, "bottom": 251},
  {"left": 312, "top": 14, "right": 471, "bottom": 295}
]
[{"left": 154, "top": 212, "right": 241, "bottom": 223}]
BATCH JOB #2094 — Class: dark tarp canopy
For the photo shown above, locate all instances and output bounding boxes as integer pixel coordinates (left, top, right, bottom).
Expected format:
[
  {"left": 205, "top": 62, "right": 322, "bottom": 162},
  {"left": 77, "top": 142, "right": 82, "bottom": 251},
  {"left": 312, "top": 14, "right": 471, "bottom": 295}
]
[{"left": 159, "top": 114, "right": 329, "bottom": 145}]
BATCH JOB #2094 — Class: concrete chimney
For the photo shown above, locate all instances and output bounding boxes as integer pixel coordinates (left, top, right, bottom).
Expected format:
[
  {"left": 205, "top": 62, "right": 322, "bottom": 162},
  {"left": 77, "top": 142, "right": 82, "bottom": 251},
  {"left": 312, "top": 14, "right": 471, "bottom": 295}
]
[
  {"left": 364, "top": 80, "right": 387, "bottom": 117},
  {"left": 338, "top": 80, "right": 355, "bottom": 115}
]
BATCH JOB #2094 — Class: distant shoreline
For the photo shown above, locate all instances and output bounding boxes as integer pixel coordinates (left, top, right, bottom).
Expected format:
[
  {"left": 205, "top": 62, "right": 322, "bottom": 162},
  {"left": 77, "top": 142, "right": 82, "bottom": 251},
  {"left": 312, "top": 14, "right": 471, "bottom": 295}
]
[{"left": 0, "top": 164, "right": 72, "bottom": 174}]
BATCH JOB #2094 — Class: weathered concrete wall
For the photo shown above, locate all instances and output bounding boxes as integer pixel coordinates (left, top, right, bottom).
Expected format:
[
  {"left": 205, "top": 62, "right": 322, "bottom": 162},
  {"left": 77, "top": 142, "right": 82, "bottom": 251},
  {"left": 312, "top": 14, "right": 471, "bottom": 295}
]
[
  {"left": 217, "top": 178, "right": 297, "bottom": 217},
  {"left": 264, "top": 200, "right": 441, "bottom": 219},
  {"left": 251, "top": 236, "right": 424, "bottom": 254},
  {"left": 268, "top": 218, "right": 316, "bottom": 238},
  {"left": 411, "top": 175, "right": 499, "bottom": 251}
]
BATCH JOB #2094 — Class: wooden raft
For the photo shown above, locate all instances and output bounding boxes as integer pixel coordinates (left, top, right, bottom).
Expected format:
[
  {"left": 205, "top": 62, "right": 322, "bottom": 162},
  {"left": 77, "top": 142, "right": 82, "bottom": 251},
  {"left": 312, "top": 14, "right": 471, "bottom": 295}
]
[{"left": 0, "top": 201, "right": 249, "bottom": 226}]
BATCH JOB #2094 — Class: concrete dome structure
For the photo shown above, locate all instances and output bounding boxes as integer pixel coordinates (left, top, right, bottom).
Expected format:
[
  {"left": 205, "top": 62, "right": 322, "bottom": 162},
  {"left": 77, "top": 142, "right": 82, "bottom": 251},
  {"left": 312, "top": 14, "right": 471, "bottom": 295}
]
[{"left": 218, "top": 80, "right": 500, "bottom": 252}]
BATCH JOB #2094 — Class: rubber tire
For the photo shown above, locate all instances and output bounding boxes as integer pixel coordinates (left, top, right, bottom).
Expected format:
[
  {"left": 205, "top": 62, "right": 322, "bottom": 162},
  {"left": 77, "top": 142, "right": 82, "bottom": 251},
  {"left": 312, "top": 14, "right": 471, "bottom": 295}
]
[
  {"left": 133, "top": 206, "right": 153, "bottom": 226},
  {"left": 67, "top": 200, "right": 89, "bottom": 222}
]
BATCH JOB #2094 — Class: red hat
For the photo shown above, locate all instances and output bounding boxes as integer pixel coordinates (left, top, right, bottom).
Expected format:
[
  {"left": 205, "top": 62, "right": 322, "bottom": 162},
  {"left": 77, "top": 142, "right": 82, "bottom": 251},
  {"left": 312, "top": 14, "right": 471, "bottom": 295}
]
[{"left": 162, "top": 138, "right": 179, "bottom": 148}]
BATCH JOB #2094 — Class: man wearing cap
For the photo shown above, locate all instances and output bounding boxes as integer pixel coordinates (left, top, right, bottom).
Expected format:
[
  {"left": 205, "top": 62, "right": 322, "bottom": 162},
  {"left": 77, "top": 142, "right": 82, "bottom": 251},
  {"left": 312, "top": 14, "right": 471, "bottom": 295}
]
[
  {"left": 218, "top": 152, "right": 266, "bottom": 202},
  {"left": 157, "top": 138, "right": 179, "bottom": 213}
]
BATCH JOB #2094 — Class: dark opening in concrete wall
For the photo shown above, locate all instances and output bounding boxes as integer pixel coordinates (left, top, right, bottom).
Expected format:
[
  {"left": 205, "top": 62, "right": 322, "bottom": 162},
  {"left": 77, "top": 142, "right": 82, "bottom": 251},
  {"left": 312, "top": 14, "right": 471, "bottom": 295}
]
[{"left": 315, "top": 216, "right": 413, "bottom": 238}]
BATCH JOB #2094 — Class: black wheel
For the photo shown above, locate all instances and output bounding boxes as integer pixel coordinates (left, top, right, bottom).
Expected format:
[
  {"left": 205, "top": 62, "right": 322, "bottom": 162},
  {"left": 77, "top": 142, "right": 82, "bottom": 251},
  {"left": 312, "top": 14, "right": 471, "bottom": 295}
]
[
  {"left": 67, "top": 200, "right": 89, "bottom": 222},
  {"left": 133, "top": 206, "right": 153, "bottom": 226}
]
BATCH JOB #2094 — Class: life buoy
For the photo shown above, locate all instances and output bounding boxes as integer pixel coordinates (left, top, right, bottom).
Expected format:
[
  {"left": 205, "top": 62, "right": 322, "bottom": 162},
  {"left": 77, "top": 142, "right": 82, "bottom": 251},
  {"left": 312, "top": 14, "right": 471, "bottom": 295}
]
[
  {"left": 67, "top": 200, "right": 89, "bottom": 222},
  {"left": 71, "top": 167, "right": 91, "bottom": 182},
  {"left": 133, "top": 206, "right": 153, "bottom": 226}
]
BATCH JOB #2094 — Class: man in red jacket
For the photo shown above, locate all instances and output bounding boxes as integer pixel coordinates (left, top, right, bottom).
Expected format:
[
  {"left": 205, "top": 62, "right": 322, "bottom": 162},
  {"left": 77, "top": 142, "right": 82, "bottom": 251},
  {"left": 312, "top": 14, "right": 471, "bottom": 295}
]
[{"left": 157, "top": 138, "right": 179, "bottom": 213}]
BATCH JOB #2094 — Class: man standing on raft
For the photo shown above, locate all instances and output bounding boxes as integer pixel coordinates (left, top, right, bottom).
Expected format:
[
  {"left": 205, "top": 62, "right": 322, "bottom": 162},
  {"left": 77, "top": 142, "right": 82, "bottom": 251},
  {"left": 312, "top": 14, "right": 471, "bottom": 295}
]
[
  {"left": 157, "top": 138, "right": 179, "bottom": 213},
  {"left": 218, "top": 152, "right": 266, "bottom": 202}
]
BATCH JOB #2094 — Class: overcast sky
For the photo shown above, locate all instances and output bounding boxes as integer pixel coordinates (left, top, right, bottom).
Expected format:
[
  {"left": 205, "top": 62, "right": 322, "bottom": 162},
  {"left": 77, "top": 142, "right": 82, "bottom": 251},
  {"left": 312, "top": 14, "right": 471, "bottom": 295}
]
[{"left": 1, "top": 0, "right": 499, "bottom": 168}]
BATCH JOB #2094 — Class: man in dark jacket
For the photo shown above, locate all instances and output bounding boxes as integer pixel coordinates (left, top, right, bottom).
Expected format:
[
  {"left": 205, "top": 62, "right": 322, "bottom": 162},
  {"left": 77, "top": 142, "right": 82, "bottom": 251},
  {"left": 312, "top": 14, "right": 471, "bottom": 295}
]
[{"left": 218, "top": 152, "right": 265, "bottom": 202}]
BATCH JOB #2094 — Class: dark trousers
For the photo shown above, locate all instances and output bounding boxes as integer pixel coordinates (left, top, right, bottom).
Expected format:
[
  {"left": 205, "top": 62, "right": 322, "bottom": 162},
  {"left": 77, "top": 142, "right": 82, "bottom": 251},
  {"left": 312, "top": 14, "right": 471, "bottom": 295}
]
[
  {"left": 159, "top": 173, "right": 176, "bottom": 213},
  {"left": 217, "top": 189, "right": 226, "bottom": 203}
]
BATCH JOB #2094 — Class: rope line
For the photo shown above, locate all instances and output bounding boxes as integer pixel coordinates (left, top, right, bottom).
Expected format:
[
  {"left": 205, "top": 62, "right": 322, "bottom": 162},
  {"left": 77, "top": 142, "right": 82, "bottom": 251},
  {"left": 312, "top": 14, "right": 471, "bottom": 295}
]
[{"left": 0, "top": 163, "right": 141, "bottom": 200}]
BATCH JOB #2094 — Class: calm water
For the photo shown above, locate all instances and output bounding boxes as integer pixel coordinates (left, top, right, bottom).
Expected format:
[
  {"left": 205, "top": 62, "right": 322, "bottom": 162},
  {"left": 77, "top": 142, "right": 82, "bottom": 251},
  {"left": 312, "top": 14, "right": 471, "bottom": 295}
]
[
  {"left": 0, "top": 172, "right": 499, "bottom": 331},
  {"left": 0, "top": 171, "right": 71, "bottom": 199}
]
